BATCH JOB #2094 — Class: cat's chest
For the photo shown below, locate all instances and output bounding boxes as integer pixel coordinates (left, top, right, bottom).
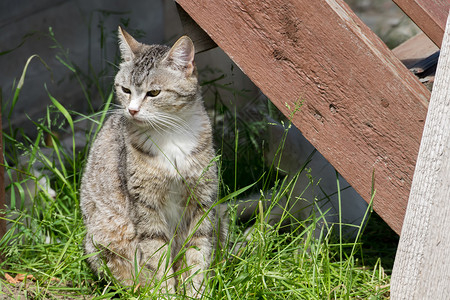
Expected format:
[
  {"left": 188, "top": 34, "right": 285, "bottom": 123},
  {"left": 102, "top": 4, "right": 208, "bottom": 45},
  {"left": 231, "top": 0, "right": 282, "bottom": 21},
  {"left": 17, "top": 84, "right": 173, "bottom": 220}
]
[
  {"left": 129, "top": 129, "right": 199, "bottom": 176},
  {"left": 155, "top": 134, "right": 195, "bottom": 171}
]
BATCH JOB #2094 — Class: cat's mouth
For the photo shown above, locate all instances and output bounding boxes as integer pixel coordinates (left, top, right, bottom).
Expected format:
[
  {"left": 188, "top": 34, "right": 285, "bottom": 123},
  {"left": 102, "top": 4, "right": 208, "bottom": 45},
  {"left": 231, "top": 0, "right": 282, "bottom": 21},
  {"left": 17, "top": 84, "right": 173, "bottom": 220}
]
[
  {"left": 127, "top": 115, "right": 153, "bottom": 129},
  {"left": 129, "top": 116, "right": 145, "bottom": 124},
  {"left": 125, "top": 112, "right": 143, "bottom": 123}
]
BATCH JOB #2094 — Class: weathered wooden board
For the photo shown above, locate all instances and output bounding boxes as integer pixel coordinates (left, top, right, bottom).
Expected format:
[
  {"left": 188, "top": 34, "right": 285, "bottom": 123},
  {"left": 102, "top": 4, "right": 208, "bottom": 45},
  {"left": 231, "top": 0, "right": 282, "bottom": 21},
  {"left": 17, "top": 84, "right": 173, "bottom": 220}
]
[
  {"left": 393, "top": 32, "right": 439, "bottom": 69},
  {"left": 393, "top": 33, "right": 439, "bottom": 91},
  {"left": 393, "top": 0, "right": 450, "bottom": 47},
  {"left": 176, "top": 0, "right": 431, "bottom": 234},
  {"left": 391, "top": 13, "right": 450, "bottom": 299}
]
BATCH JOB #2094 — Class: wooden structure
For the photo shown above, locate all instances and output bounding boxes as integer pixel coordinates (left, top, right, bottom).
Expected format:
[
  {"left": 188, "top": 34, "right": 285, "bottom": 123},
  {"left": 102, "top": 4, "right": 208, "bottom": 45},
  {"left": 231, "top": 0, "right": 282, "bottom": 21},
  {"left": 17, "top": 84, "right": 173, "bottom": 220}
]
[
  {"left": 175, "top": 0, "right": 450, "bottom": 234},
  {"left": 176, "top": 1, "right": 450, "bottom": 294},
  {"left": 393, "top": 0, "right": 450, "bottom": 47},
  {"left": 390, "top": 13, "right": 450, "bottom": 298}
]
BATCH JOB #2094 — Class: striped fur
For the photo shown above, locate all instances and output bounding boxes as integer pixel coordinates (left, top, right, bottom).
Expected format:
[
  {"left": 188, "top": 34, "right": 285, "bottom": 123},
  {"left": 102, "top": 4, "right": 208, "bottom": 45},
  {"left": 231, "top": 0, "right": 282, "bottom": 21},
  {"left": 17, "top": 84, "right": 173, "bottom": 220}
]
[{"left": 80, "top": 27, "right": 226, "bottom": 297}]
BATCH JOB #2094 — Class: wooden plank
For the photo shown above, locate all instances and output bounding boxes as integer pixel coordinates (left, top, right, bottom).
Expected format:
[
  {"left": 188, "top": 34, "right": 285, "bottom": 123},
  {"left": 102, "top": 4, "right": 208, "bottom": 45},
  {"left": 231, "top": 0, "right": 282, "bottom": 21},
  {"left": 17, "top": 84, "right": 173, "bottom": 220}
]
[
  {"left": 391, "top": 13, "right": 450, "bottom": 299},
  {"left": 392, "top": 0, "right": 450, "bottom": 47},
  {"left": 393, "top": 32, "right": 439, "bottom": 69},
  {"left": 393, "top": 33, "right": 439, "bottom": 91},
  {"left": 176, "top": 0, "right": 431, "bottom": 234}
]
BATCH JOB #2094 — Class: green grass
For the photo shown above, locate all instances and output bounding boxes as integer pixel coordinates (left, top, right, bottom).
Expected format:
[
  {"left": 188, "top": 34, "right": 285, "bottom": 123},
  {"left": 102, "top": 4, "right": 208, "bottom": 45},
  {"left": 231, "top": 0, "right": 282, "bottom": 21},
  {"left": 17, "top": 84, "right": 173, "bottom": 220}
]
[{"left": 0, "top": 28, "right": 393, "bottom": 299}]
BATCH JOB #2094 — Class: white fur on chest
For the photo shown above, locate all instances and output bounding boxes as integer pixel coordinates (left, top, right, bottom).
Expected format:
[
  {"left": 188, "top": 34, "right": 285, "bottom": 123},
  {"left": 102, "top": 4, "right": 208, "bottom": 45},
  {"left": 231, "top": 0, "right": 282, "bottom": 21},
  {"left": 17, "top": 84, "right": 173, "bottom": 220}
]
[
  {"left": 151, "top": 131, "right": 196, "bottom": 173},
  {"left": 129, "top": 114, "right": 204, "bottom": 176}
]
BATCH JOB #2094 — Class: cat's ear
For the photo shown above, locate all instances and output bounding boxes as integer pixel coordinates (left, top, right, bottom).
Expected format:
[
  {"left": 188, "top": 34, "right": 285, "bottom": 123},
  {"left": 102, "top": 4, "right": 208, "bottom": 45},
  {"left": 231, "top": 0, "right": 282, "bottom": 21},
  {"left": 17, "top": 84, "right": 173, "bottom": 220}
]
[
  {"left": 118, "top": 26, "right": 141, "bottom": 61},
  {"left": 166, "top": 36, "right": 195, "bottom": 76}
]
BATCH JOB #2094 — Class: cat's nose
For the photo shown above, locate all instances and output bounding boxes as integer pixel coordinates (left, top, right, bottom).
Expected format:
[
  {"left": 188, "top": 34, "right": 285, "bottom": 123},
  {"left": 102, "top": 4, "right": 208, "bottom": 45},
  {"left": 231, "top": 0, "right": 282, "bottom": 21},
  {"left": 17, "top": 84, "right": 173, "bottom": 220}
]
[{"left": 128, "top": 108, "right": 139, "bottom": 116}]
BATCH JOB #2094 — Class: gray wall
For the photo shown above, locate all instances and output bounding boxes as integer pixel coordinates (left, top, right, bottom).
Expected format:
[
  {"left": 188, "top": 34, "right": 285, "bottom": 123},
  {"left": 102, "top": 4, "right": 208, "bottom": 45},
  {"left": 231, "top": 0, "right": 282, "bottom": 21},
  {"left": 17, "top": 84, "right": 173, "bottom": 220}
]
[
  {"left": 1, "top": 0, "right": 165, "bottom": 134},
  {"left": 1, "top": 0, "right": 258, "bottom": 137}
]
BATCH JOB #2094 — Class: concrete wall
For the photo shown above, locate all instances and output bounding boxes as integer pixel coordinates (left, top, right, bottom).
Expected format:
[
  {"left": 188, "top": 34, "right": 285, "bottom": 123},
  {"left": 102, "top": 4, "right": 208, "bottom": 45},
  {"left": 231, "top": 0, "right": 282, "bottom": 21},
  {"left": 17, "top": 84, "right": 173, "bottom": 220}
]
[
  {"left": 1, "top": 0, "right": 258, "bottom": 137},
  {"left": 1, "top": 0, "right": 165, "bottom": 134}
]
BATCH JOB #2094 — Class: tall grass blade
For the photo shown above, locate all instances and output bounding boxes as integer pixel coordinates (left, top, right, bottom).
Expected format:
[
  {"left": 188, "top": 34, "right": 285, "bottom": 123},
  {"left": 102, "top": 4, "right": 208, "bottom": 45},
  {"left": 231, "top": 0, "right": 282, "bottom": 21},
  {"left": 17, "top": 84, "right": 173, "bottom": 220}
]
[{"left": 8, "top": 54, "right": 50, "bottom": 118}]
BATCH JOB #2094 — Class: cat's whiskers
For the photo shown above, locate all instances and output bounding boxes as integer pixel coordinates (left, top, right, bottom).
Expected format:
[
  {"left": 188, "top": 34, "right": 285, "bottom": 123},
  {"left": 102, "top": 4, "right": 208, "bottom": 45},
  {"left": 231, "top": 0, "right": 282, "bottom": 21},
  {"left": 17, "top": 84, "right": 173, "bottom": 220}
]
[
  {"left": 157, "top": 111, "right": 188, "bottom": 124},
  {"left": 145, "top": 112, "right": 182, "bottom": 134},
  {"left": 107, "top": 109, "right": 124, "bottom": 116},
  {"left": 111, "top": 103, "right": 124, "bottom": 109},
  {"left": 157, "top": 118, "right": 189, "bottom": 135},
  {"left": 160, "top": 112, "right": 194, "bottom": 131},
  {"left": 153, "top": 112, "right": 193, "bottom": 135},
  {"left": 145, "top": 118, "right": 165, "bottom": 136},
  {"left": 96, "top": 105, "right": 124, "bottom": 118}
]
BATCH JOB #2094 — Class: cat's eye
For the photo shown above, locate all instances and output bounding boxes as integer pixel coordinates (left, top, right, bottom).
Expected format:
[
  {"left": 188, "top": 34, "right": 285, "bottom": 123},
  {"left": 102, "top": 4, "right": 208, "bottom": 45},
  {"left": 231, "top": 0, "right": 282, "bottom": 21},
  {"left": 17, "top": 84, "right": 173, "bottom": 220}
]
[
  {"left": 122, "top": 87, "right": 131, "bottom": 94},
  {"left": 146, "top": 90, "right": 161, "bottom": 97}
]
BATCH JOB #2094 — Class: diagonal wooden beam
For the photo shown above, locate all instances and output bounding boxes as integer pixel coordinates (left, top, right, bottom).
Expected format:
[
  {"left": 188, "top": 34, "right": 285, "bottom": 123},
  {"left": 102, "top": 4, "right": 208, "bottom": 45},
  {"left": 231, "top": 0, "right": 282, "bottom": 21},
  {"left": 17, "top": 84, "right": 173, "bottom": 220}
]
[
  {"left": 392, "top": 0, "right": 450, "bottom": 47},
  {"left": 176, "top": 0, "right": 431, "bottom": 234}
]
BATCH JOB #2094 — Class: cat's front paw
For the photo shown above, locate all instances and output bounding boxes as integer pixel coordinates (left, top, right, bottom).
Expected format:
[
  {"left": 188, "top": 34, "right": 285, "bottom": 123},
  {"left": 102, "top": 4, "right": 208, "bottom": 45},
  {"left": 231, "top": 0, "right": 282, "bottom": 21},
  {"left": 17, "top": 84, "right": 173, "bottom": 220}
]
[
  {"left": 181, "top": 277, "right": 205, "bottom": 299},
  {"left": 186, "top": 284, "right": 205, "bottom": 299},
  {"left": 158, "top": 276, "right": 176, "bottom": 294},
  {"left": 138, "top": 267, "right": 176, "bottom": 298}
]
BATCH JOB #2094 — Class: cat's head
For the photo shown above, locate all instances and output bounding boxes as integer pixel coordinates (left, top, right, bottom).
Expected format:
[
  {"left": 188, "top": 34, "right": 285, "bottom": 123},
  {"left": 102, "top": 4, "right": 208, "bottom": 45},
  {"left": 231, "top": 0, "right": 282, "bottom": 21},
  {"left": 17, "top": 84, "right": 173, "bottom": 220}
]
[{"left": 114, "top": 27, "right": 199, "bottom": 126}]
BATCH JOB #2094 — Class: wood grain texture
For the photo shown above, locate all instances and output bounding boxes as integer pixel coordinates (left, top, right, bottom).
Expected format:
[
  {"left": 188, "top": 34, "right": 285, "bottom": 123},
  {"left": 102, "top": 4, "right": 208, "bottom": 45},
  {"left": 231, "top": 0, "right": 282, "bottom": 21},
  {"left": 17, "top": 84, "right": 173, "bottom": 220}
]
[
  {"left": 393, "top": 32, "right": 439, "bottom": 69},
  {"left": 393, "top": 0, "right": 450, "bottom": 47},
  {"left": 176, "top": 0, "right": 431, "bottom": 234},
  {"left": 391, "top": 13, "right": 450, "bottom": 299}
]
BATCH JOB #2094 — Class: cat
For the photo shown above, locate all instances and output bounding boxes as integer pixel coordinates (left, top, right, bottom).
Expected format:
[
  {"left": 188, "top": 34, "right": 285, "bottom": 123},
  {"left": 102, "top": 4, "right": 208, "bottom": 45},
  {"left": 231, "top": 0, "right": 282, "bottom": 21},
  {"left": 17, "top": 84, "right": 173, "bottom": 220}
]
[{"left": 80, "top": 27, "right": 226, "bottom": 298}]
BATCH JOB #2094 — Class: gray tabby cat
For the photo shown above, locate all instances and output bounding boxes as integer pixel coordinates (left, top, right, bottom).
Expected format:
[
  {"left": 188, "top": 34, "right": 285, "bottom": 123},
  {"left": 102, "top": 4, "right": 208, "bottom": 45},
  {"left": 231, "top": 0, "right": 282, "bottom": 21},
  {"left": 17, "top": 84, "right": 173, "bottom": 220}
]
[{"left": 80, "top": 27, "right": 225, "bottom": 298}]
